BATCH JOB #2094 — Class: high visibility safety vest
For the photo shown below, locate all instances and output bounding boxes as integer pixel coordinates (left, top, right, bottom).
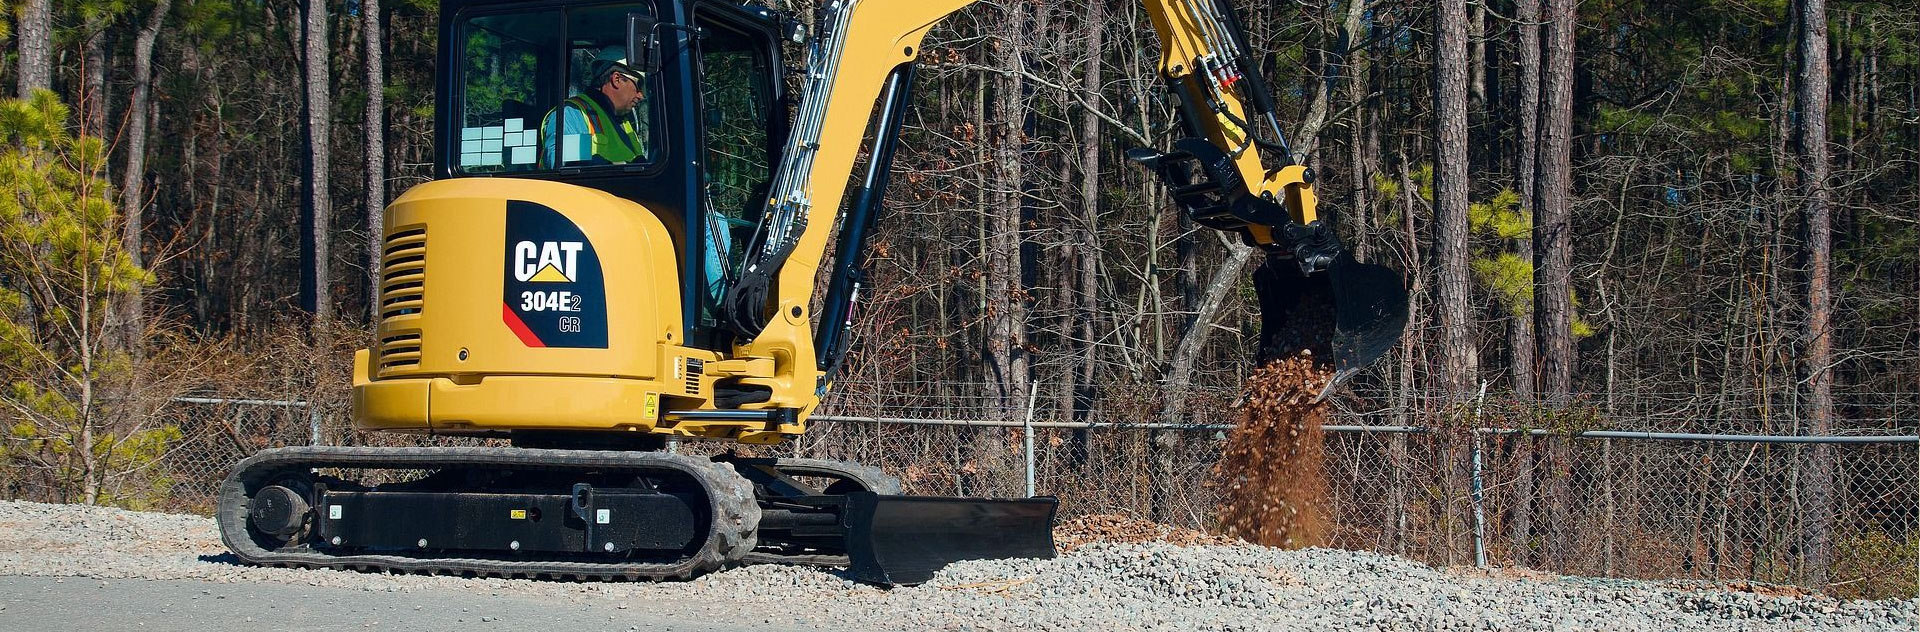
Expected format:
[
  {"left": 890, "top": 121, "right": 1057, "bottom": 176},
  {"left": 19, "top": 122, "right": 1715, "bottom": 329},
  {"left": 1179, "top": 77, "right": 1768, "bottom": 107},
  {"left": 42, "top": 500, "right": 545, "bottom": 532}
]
[{"left": 546, "top": 94, "right": 644, "bottom": 165}]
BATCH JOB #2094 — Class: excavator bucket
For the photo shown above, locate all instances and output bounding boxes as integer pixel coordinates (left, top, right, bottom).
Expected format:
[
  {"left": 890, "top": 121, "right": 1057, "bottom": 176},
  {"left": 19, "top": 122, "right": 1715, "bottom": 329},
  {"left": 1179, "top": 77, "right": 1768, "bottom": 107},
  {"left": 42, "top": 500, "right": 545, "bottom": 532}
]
[
  {"left": 840, "top": 493, "right": 1058, "bottom": 586},
  {"left": 1254, "top": 253, "right": 1409, "bottom": 397}
]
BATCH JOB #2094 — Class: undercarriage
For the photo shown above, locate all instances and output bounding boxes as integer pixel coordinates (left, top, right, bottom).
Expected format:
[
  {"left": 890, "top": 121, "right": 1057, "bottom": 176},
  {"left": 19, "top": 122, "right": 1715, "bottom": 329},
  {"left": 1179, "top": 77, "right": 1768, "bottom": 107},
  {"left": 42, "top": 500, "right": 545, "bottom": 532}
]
[{"left": 217, "top": 445, "right": 1056, "bottom": 585}]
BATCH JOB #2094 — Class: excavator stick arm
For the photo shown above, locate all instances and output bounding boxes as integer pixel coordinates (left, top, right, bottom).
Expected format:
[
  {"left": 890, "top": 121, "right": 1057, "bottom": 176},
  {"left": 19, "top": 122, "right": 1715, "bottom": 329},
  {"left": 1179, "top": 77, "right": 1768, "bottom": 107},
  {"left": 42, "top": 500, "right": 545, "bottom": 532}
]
[{"left": 1127, "top": 0, "right": 1409, "bottom": 386}]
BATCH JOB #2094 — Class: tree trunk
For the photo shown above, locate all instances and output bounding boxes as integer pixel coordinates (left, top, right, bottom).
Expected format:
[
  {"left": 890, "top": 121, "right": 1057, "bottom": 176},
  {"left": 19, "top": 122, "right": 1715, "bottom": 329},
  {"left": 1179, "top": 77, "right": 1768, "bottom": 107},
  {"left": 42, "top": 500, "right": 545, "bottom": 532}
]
[
  {"left": 1536, "top": 0, "right": 1578, "bottom": 568},
  {"left": 1509, "top": 0, "right": 1543, "bottom": 565},
  {"left": 82, "top": 18, "right": 111, "bottom": 138},
  {"left": 1072, "top": 0, "right": 1104, "bottom": 427},
  {"left": 1468, "top": 0, "right": 1486, "bottom": 108},
  {"left": 1342, "top": 0, "right": 1371, "bottom": 260},
  {"left": 1536, "top": 0, "right": 1577, "bottom": 405},
  {"left": 1394, "top": 154, "right": 1425, "bottom": 556},
  {"left": 15, "top": 0, "right": 54, "bottom": 97},
  {"left": 1434, "top": 0, "right": 1477, "bottom": 397},
  {"left": 1162, "top": 241, "right": 1258, "bottom": 419},
  {"left": 119, "top": 0, "right": 173, "bottom": 347},
  {"left": 365, "top": 0, "right": 386, "bottom": 323},
  {"left": 304, "top": 0, "right": 335, "bottom": 324},
  {"left": 1512, "top": 0, "right": 1542, "bottom": 401},
  {"left": 984, "top": 1, "right": 1030, "bottom": 415},
  {"left": 1796, "top": 0, "right": 1835, "bottom": 588}
]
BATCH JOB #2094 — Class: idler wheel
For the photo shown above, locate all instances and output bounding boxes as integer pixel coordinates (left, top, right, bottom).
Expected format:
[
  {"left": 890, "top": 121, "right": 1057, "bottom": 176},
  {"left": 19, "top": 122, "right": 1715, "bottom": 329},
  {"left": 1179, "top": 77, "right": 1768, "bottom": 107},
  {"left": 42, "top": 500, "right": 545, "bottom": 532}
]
[{"left": 248, "top": 485, "right": 311, "bottom": 538}]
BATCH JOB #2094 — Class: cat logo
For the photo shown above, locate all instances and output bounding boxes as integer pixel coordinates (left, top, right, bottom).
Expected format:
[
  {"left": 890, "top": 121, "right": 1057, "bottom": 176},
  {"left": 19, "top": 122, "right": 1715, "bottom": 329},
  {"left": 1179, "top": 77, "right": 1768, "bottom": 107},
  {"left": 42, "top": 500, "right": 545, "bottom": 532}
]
[{"left": 513, "top": 241, "right": 584, "bottom": 283}]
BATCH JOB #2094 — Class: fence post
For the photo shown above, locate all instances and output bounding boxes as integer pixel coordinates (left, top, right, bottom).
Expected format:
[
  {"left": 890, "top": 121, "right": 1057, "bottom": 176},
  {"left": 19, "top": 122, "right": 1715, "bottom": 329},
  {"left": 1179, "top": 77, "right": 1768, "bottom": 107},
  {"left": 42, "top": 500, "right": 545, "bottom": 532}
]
[
  {"left": 1470, "top": 382, "right": 1489, "bottom": 568},
  {"left": 1603, "top": 436, "right": 1615, "bottom": 577},
  {"left": 1391, "top": 431, "right": 1408, "bottom": 554},
  {"left": 308, "top": 407, "right": 323, "bottom": 445},
  {"left": 1022, "top": 381, "right": 1039, "bottom": 498}
]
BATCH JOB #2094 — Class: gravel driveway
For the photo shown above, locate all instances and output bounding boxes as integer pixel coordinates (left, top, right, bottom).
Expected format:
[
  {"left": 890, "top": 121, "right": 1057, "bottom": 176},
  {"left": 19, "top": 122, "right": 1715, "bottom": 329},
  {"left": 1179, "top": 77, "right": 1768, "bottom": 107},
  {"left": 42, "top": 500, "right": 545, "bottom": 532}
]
[{"left": 1, "top": 500, "right": 1913, "bottom": 631}]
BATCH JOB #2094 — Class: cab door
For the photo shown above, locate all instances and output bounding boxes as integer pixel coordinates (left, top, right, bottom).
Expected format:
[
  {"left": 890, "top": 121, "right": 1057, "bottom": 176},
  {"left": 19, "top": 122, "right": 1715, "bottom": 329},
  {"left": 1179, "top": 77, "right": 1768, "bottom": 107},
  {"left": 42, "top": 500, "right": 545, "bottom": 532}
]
[{"left": 686, "top": 2, "right": 787, "bottom": 349}]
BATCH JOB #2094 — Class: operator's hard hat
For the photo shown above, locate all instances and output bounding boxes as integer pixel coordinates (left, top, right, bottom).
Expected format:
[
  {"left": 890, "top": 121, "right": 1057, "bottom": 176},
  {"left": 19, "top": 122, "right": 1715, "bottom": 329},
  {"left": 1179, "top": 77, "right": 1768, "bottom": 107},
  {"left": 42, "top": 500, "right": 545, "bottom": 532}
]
[{"left": 588, "top": 46, "right": 643, "bottom": 86}]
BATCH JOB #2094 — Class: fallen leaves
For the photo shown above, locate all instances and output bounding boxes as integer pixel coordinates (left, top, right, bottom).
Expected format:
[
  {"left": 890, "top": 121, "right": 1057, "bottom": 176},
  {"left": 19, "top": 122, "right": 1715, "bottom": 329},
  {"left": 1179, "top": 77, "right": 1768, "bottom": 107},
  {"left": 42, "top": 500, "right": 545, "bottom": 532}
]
[{"left": 1053, "top": 513, "right": 1238, "bottom": 552}]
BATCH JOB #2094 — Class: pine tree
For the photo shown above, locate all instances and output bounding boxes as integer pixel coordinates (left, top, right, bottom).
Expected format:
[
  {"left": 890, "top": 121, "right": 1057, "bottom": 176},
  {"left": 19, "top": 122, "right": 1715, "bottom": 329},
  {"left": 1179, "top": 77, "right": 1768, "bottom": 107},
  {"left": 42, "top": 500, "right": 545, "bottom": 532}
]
[{"left": 0, "top": 91, "right": 157, "bottom": 505}]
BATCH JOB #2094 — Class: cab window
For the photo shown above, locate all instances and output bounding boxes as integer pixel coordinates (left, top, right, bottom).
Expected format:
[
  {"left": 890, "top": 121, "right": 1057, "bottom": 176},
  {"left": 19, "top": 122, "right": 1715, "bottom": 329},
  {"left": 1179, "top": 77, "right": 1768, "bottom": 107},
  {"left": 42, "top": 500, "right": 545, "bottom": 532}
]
[
  {"left": 694, "top": 13, "right": 777, "bottom": 325},
  {"left": 453, "top": 3, "right": 656, "bottom": 174}
]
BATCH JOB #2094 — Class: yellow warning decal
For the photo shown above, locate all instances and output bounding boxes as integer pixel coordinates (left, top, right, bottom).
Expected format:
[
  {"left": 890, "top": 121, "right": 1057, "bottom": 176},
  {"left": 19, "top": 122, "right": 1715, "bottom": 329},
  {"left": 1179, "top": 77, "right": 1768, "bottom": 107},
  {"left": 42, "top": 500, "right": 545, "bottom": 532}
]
[
  {"left": 509, "top": 509, "right": 527, "bottom": 520},
  {"left": 643, "top": 392, "right": 660, "bottom": 419}
]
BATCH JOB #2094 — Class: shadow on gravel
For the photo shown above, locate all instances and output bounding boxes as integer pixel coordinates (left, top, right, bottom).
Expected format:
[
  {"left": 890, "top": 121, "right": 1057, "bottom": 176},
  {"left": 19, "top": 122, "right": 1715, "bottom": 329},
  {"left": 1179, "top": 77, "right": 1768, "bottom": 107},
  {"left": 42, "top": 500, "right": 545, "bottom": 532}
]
[
  {"left": 183, "top": 553, "right": 879, "bottom": 587},
  {"left": 197, "top": 553, "right": 243, "bottom": 566},
  {"left": 739, "top": 561, "right": 871, "bottom": 586}
]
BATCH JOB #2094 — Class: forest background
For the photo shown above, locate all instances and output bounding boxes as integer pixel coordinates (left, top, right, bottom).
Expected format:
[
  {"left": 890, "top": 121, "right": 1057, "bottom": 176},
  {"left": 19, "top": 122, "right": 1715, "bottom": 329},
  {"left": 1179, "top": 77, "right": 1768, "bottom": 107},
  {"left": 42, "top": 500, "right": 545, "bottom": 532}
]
[{"left": 0, "top": 0, "right": 1915, "bottom": 593}]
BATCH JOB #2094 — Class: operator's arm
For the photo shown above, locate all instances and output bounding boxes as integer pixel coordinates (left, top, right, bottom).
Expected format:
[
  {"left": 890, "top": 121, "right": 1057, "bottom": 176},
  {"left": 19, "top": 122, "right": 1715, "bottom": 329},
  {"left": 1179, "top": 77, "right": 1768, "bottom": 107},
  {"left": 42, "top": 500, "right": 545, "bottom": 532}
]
[{"left": 539, "top": 103, "right": 595, "bottom": 168}]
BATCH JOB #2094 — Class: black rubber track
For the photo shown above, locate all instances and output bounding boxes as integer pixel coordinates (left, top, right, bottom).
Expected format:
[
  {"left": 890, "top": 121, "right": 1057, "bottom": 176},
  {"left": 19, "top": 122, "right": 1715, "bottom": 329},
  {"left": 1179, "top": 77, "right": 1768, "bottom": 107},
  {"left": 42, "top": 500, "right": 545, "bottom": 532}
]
[{"left": 216, "top": 446, "right": 760, "bottom": 581}]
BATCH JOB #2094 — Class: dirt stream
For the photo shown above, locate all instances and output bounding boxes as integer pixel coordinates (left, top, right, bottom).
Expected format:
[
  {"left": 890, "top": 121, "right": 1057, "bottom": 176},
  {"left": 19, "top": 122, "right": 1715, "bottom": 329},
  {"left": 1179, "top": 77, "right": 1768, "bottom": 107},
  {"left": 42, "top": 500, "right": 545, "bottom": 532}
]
[{"left": 1214, "top": 352, "right": 1332, "bottom": 549}]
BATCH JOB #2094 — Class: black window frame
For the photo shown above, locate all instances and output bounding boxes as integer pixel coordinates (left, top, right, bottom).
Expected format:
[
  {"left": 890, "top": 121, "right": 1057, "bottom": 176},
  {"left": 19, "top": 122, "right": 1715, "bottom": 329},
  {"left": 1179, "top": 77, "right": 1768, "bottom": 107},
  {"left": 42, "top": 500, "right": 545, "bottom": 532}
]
[{"left": 448, "top": 0, "right": 669, "bottom": 178}]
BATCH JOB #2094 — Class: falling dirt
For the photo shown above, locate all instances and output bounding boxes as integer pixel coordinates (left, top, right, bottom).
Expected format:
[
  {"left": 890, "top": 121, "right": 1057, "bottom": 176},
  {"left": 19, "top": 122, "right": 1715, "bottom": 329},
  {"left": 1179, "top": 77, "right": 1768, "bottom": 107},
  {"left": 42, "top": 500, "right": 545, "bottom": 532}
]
[{"left": 1212, "top": 352, "right": 1332, "bottom": 549}]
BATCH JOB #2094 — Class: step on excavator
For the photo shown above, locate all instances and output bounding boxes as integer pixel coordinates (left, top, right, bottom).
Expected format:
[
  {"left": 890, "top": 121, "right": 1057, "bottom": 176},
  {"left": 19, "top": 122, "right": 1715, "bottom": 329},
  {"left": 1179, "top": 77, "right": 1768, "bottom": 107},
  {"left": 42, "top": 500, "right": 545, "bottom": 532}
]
[{"left": 219, "top": 0, "right": 1408, "bottom": 585}]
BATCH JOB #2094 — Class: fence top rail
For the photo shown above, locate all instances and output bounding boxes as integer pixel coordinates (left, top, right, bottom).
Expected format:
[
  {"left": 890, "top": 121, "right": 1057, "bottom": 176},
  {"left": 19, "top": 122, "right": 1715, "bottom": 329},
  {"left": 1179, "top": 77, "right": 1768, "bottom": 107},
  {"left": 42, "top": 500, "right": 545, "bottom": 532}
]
[
  {"left": 809, "top": 415, "right": 1920, "bottom": 443},
  {"left": 172, "top": 396, "right": 312, "bottom": 408},
  {"left": 1513, "top": 429, "right": 1920, "bottom": 444}
]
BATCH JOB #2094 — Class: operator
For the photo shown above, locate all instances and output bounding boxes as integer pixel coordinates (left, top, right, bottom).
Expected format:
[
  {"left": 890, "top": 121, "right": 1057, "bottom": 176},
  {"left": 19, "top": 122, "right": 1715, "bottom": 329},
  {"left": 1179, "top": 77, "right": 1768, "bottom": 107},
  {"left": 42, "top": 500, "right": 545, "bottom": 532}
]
[{"left": 542, "top": 47, "right": 647, "bottom": 166}]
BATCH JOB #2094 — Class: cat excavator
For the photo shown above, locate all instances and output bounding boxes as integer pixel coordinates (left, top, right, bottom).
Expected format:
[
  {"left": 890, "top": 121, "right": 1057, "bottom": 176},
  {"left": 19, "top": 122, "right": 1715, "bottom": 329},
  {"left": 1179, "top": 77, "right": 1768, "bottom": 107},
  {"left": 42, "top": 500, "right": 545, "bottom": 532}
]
[{"left": 218, "top": 0, "right": 1407, "bottom": 585}]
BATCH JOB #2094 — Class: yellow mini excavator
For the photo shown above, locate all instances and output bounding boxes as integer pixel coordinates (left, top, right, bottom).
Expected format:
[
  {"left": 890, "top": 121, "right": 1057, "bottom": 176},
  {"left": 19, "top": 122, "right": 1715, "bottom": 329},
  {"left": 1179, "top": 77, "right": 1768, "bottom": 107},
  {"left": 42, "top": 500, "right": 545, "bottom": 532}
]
[{"left": 218, "top": 0, "right": 1407, "bottom": 585}]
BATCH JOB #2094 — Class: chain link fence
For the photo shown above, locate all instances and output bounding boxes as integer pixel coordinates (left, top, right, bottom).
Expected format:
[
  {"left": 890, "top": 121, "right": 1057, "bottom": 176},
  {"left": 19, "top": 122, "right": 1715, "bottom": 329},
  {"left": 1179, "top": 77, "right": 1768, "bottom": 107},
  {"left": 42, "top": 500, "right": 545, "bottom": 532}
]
[
  {"left": 793, "top": 418, "right": 1917, "bottom": 598},
  {"left": 28, "top": 380, "right": 1916, "bottom": 599},
  {"left": 797, "top": 382, "right": 1919, "bottom": 599}
]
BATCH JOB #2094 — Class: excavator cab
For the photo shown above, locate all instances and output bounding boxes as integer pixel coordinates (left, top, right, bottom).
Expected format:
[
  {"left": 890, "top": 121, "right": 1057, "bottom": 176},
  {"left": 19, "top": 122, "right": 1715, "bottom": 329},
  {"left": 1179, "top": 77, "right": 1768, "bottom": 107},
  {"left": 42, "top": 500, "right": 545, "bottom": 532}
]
[{"left": 437, "top": 0, "right": 787, "bottom": 352}]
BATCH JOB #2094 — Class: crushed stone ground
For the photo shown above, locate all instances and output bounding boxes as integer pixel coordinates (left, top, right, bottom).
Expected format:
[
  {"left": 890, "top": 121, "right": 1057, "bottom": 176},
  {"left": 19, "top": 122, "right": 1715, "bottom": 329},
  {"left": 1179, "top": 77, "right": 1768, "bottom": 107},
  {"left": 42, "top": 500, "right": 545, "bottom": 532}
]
[{"left": 1, "top": 500, "right": 1914, "bottom": 631}]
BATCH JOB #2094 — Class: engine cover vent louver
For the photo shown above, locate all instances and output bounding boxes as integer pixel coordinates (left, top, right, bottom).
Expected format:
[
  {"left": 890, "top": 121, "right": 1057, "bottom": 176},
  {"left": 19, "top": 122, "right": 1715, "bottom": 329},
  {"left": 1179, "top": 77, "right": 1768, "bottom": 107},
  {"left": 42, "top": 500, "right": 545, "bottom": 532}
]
[
  {"left": 378, "top": 333, "right": 423, "bottom": 372},
  {"left": 380, "top": 228, "right": 427, "bottom": 320},
  {"left": 378, "top": 227, "right": 427, "bottom": 373},
  {"left": 684, "top": 358, "right": 704, "bottom": 394}
]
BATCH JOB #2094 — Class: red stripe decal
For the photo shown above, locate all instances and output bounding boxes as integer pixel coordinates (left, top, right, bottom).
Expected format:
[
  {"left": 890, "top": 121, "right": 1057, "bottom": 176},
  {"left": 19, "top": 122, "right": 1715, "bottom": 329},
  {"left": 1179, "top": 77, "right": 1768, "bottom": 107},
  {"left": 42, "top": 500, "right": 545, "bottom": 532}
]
[{"left": 502, "top": 303, "right": 546, "bottom": 347}]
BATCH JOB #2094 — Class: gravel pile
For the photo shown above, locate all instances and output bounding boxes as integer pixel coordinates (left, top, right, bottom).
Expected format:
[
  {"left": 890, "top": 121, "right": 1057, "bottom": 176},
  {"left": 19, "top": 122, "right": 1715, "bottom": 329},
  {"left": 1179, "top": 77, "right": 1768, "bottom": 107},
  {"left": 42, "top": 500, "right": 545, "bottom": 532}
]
[{"left": 3, "top": 500, "right": 1914, "bottom": 631}]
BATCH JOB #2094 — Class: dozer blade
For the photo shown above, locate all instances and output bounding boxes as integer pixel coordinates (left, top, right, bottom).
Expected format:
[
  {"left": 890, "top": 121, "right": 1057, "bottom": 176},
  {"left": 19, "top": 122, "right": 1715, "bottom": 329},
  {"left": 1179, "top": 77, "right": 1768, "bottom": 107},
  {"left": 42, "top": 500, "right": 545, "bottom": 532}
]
[
  {"left": 1253, "top": 252, "right": 1409, "bottom": 397},
  {"left": 840, "top": 493, "right": 1058, "bottom": 586}
]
